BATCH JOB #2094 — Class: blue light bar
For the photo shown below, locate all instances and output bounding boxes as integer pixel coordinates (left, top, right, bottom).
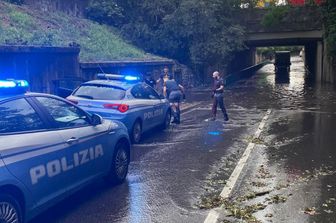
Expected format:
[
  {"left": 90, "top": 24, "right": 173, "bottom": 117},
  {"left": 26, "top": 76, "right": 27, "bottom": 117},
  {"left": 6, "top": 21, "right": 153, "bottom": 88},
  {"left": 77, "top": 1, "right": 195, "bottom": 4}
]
[
  {"left": 0, "top": 80, "right": 29, "bottom": 95},
  {"left": 97, "top": 73, "right": 122, "bottom": 80},
  {"left": 96, "top": 73, "right": 140, "bottom": 82},
  {"left": 16, "top": 80, "right": 29, "bottom": 87},
  {"left": 124, "top": 75, "right": 139, "bottom": 81},
  {"left": 0, "top": 80, "right": 16, "bottom": 88}
]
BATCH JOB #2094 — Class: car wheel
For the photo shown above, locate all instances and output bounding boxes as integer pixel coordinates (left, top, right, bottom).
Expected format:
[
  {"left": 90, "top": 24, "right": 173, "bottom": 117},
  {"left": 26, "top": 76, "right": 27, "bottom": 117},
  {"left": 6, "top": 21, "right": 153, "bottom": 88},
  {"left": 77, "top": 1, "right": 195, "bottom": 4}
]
[
  {"left": 131, "top": 120, "right": 142, "bottom": 143},
  {"left": 105, "top": 141, "right": 130, "bottom": 185},
  {"left": 0, "top": 193, "right": 22, "bottom": 223},
  {"left": 161, "top": 110, "right": 171, "bottom": 129}
]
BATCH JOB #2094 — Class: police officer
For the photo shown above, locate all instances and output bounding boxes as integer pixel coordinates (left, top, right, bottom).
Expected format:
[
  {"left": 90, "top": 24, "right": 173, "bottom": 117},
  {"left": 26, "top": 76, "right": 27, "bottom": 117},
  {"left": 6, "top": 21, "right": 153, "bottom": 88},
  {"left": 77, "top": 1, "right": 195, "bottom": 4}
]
[
  {"left": 211, "top": 71, "right": 229, "bottom": 121},
  {"left": 164, "top": 74, "right": 184, "bottom": 124},
  {"left": 144, "top": 72, "right": 156, "bottom": 88},
  {"left": 156, "top": 66, "right": 170, "bottom": 97}
]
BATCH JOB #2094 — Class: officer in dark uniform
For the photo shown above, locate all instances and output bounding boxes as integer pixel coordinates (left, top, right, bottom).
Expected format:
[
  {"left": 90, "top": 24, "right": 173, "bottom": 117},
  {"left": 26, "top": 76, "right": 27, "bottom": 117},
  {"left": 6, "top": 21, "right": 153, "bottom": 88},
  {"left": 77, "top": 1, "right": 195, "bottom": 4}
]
[
  {"left": 144, "top": 72, "right": 156, "bottom": 88},
  {"left": 164, "top": 74, "right": 184, "bottom": 124},
  {"left": 211, "top": 71, "right": 229, "bottom": 121}
]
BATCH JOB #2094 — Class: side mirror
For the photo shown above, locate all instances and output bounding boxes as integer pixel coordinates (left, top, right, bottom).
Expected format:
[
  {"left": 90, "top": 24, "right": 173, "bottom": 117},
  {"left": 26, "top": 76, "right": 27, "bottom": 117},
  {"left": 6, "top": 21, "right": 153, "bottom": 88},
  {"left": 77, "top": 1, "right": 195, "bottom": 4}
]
[{"left": 91, "top": 113, "right": 103, "bottom": 126}]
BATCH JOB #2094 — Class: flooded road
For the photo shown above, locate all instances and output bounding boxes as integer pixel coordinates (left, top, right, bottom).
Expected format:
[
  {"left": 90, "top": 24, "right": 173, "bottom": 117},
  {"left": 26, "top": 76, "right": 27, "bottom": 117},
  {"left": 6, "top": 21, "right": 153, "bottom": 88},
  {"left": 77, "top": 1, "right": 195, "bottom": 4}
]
[{"left": 32, "top": 56, "right": 336, "bottom": 223}]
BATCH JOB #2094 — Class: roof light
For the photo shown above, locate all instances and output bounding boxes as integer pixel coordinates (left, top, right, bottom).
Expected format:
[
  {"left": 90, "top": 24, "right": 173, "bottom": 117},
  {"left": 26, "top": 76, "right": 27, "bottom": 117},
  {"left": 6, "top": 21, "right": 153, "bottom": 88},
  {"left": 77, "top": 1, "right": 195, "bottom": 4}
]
[
  {"left": 0, "top": 80, "right": 29, "bottom": 94},
  {"left": 96, "top": 73, "right": 140, "bottom": 82},
  {"left": 16, "top": 80, "right": 29, "bottom": 87},
  {"left": 124, "top": 75, "right": 139, "bottom": 81},
  {"left": 0, "top": 80, "right": 16, "bottom": 88}
]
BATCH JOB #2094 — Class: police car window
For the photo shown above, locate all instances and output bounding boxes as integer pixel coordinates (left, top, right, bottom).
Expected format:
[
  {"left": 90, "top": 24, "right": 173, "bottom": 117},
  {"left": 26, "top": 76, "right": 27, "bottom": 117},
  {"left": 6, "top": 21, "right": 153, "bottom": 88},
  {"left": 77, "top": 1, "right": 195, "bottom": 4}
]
[
  {"left": 131, "top": 85, "right": 147, "bottom": 99},
  {"left": 0, "top": 98, "right": 45, "bottom": 134},
  {"left": 36, "top": 97, "right": 90, "bottom": 128},
  {"left": 143, "top": 85, "right": 160, "bottom": 100},
  {"left": 73, "top": 84, "right": 125, "bottom": 100}
]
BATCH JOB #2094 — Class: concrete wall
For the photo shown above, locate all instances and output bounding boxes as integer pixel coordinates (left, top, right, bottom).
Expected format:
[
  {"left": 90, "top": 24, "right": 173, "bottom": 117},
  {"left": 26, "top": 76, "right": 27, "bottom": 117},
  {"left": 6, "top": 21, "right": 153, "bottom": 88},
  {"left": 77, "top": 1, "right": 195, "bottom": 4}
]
[
  {"left": 0, "top": 46, "right": 80, "bottom": 93},
  {"left": 80, "top": 60, "right": 175, "bottom": 82},
  {"left": 24, "top": 0, "right": 90, "bottom": 17},
  {"left": 227, "top": 48, "right": 256, "bottom": 74}
]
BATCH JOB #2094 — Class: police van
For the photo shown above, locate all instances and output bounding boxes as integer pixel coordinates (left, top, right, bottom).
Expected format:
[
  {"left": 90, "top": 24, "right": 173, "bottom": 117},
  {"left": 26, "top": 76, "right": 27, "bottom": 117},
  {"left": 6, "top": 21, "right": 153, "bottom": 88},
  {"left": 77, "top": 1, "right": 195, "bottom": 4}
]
[
  {"left": 0, "top": 80, "right": 131, "bottom": 223},
  {"left": 67, "top": 74, "right": 171, "bottom": 143}
]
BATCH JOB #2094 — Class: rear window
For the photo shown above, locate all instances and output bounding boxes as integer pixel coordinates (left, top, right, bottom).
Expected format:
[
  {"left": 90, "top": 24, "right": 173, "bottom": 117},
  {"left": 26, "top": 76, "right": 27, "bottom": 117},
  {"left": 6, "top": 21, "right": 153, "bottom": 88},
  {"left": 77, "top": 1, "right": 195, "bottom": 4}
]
[{"left": 73, "top": 84, "right": 126, "bottom": 100}]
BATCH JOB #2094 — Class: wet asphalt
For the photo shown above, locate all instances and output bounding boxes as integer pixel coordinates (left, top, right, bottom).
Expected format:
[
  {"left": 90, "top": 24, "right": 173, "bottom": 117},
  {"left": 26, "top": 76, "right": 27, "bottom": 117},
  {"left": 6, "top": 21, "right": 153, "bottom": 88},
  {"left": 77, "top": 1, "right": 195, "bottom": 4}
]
[{"left": 31, "top": 56, "right": 336, "bottom": 223}]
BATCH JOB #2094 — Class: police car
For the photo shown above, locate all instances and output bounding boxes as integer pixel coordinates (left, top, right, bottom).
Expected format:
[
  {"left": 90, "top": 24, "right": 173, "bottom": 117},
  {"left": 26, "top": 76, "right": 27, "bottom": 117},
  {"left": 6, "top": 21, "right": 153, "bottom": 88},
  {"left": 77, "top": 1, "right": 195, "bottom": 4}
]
[
  {"left": 0, "top": 80, "right": 131, "bottom": 223},
  {"left": 66, "top": 74, "right": 171, "bottom": 143}
]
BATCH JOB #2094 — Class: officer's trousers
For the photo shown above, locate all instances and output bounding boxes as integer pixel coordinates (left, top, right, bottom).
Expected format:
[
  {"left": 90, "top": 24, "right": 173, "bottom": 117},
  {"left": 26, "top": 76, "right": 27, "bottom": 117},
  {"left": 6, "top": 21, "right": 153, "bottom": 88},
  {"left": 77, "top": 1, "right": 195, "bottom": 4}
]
[{"left": 212, "top": 95, "right": 228, "bottom": 118}]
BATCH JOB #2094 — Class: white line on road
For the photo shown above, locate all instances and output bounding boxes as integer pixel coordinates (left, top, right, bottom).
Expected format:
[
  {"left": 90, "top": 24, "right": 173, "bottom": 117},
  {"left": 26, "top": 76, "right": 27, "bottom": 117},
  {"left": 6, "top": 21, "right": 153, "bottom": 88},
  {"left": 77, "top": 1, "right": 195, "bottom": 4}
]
[
  {"left": 204, "top": 109, "right": 272, "bottom": 223},
  {"left": 181, "top": 102, "right": 202, "bottom": 112}
]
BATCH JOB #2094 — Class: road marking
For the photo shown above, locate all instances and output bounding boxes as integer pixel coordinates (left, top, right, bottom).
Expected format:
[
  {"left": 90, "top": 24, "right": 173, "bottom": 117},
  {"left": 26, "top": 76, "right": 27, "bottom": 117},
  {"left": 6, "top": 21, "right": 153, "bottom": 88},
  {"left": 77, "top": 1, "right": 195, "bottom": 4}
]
[
  {"left": 181, "top": 107, "right": 198, "bottom": 116},
  {"left": 204, "top": 210, "right": 220, "bottom": 223},
  {"left": 181, "top": 102, "right": 202, "bottom": 112},
  {"left": 204, "top": 109, "right": 272, "bottom": 223}
]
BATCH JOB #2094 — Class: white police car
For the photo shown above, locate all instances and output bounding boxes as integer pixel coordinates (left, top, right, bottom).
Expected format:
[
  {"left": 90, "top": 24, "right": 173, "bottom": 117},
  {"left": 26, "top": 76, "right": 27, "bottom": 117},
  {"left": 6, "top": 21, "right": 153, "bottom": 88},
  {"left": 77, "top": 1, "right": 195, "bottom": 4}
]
[
  {"left": 67, "top": 74, "right": 171, "bottom": 143},
  {"left": 0, "top": 80, "right": 131, "bottom": 223}
]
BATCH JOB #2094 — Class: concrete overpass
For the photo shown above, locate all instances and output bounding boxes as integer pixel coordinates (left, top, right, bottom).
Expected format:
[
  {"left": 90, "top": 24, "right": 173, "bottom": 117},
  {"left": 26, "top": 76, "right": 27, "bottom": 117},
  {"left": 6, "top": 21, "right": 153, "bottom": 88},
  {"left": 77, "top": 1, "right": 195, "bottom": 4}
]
[{"left": 229, "top": 6, "right": 333, "bottom": 83}]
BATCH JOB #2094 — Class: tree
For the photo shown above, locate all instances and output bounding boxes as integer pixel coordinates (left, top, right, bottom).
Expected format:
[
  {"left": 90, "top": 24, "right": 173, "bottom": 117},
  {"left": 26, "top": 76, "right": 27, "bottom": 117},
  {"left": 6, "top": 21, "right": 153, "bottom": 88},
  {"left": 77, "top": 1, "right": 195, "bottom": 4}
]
[{"left": 86, "top": 0, "right": 246, "bottom": 80}]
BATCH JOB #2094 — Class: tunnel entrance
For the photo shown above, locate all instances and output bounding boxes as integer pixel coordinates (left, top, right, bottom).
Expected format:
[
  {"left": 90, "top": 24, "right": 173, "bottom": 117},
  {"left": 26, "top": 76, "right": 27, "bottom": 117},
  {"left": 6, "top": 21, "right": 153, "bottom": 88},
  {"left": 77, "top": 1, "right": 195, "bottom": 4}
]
[{"left": 253, "top": 40, "right": 322, "bottom": 84}]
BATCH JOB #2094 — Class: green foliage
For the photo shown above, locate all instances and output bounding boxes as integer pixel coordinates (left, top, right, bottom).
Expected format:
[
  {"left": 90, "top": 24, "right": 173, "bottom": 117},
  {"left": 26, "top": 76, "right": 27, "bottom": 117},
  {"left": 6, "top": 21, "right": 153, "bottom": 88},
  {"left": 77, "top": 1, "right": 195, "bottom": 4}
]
[
  {"left": 79, "top": 23, "right": 147, "bottom": 61},
  {"left": 323, "top": 0, "right": 336, "bottom": 57},
  {"left": 86, "top": 0, "right": 246, "bottom": 76},
  {"left": 0, "top": 1, "right": 155, "bottom": 61},
  {"left": 1, "top": 0, "right": 23, "bottom": 5},
  {"left": 262, "top": 6, "right": 289, "bottom": 27},
  {"left": 86, "top": 0, "right": 125, "bottom": 27}
]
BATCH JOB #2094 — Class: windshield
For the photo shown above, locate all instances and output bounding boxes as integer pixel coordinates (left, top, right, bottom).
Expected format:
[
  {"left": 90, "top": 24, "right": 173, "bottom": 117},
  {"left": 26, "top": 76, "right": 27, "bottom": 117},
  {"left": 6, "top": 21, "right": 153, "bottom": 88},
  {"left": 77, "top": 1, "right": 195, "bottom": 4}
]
[{"left": 73, "top": 84, "right": 126, "bottom": 100}]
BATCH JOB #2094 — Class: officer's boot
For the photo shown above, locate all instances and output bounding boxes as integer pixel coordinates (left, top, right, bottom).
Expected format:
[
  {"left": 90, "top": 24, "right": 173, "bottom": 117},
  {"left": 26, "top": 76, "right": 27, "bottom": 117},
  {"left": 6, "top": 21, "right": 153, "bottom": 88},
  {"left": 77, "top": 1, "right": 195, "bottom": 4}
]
[
  {"left": 171, "top": 110, "right": 178, "bottom": 124},
  {"left": 176, "top": 107, "right": 181, "bottom": 124},
  {"left": 223, "top": 113, "right": 229, "bottom": 121}
]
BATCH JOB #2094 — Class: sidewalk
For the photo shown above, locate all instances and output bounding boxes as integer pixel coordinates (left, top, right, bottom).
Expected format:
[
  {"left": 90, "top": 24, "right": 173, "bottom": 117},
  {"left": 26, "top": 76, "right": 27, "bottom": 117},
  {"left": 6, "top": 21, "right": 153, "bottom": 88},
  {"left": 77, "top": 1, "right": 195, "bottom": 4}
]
[{"left": 204, "top": 109, "right": 336, "bottom": 223}]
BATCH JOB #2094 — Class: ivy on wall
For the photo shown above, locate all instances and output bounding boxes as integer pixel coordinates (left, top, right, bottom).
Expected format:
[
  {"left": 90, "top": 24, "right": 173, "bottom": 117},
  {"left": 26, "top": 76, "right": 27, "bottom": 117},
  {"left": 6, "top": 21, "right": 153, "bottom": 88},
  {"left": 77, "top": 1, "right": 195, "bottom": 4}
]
[
  {"left": 261, "top": 6, "right": 289, "bottom": 27},
  {"left": 323, "top": 0, "right": 336, "bottom": 57}
]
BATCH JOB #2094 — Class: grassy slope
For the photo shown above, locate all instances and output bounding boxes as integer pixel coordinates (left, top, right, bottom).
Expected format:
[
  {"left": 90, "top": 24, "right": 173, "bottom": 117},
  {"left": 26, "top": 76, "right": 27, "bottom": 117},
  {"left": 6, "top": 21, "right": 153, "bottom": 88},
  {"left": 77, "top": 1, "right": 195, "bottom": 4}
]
[{"left": 0, "top": 1, "right": 162, "bottom": 62}]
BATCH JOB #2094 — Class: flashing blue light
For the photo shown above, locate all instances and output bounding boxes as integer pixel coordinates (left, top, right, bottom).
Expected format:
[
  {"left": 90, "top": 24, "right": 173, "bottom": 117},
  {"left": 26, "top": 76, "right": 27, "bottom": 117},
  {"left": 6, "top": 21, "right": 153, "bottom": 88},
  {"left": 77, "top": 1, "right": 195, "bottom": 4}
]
[
  {"left": 97, "top": 73, "right": 140, "bottom": 82},
  {"left": 0, "top": 80, "right": 16, "bottom": 88},
  {"left": 0, "top": 80, "right": 29, "bottom": 95},
  {"left": 17, "top": 80, "right": 29, "bottom": 87},
  {"left": 208, "top": 131, "right": 221, "bottom": 136},
  {"left": 124, "top": 75, "right": 139, "bottom": 81}
]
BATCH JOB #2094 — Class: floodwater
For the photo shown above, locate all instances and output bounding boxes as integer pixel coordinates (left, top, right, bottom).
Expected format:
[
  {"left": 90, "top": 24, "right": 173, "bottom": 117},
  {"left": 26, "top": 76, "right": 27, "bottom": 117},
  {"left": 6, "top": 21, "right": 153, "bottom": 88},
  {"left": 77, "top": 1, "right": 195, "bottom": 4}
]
[{"left": 32, "top": 56, "right": 336, "bottom": 223}]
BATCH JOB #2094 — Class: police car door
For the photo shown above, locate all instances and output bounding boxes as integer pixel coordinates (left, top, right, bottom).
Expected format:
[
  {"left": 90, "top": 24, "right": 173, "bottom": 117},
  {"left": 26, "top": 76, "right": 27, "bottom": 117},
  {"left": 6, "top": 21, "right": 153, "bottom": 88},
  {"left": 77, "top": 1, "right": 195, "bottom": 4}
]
[
  {"left": 130, "top": 84, "right": 156, "bottom": 131},
  {"left": 31, "top": 97, "right": 112, "bottom": 199},
  {"left": 33, "top": 96, "right": 112, "bottom": 185},
  {"left": 143, "top": 85, "right": 165, "bottom": 126},
  {"left": 0, "top": 97, "right": 71, "bottom": 209}
]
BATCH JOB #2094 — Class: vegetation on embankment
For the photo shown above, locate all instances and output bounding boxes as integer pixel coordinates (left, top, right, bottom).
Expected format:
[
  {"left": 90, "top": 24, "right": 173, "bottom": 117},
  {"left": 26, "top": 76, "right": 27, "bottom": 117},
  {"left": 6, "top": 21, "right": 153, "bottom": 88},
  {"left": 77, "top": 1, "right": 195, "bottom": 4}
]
[
  {"left": 0, "top": 1, "right": 161, "bottom": 62},
  {"left": 323, "top": 0, "right": 336, "bottom": 57},
  {"left": 86, "top": 0, "right": 246, "bottom": 79}
]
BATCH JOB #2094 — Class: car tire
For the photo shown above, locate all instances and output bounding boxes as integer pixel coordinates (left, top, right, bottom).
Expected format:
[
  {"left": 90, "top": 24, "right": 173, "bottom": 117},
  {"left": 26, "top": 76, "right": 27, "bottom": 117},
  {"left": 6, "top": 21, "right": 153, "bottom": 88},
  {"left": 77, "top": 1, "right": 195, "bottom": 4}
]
[
  {"left": 105, "top": 140, "right": 130, "bottom": 185},
  {"left": 161, "top": 110, "right": 171, "bottom": 129},
  {"left": 131, "top": 120, "right": 142, "bottom": 144},
  {"left": 0, "top": 193, "right": 23, "bottom": 223}
]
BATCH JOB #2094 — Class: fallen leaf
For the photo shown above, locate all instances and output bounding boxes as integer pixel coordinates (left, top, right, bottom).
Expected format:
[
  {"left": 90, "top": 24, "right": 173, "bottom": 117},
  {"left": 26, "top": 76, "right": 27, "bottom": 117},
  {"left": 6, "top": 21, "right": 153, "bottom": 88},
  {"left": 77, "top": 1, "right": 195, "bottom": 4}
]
[{"left": 304, "top": 207, "right": 319, "bottom": 216}]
